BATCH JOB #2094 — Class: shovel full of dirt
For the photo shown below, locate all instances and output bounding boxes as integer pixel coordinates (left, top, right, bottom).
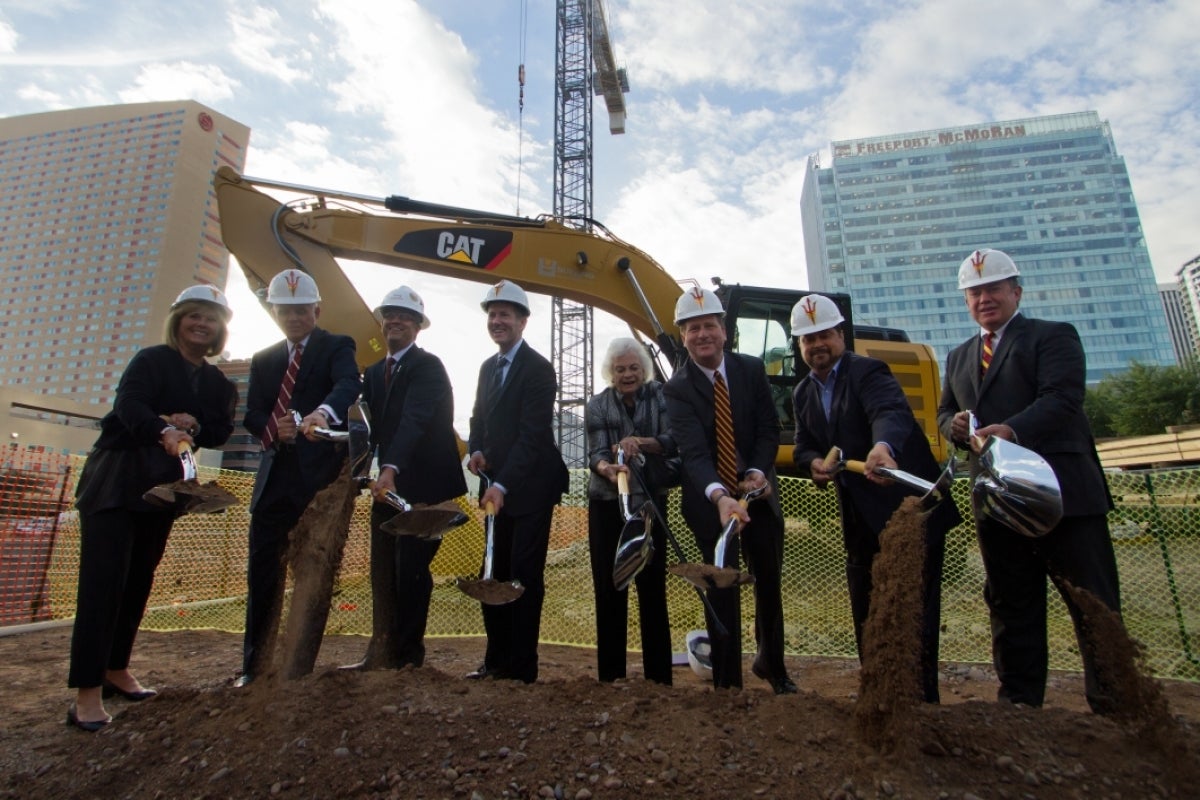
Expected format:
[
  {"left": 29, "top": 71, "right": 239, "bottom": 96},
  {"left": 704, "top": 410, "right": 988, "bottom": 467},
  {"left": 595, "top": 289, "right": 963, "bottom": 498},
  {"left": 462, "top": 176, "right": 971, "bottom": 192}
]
[
  {"left": 612, "top": 451, "right": 655, "bottom": 591},
  {"left": 142, "top": 440, "right": 237, "bottom": 514},
  {"left": 338, "top": 402, "right": 469, "bottom": 541},
  {"left": 668, "top": 485, "right": 761, "bottom": 591},
  {"left": 456, "top": 471, "right": 524, "bottom": 605}
]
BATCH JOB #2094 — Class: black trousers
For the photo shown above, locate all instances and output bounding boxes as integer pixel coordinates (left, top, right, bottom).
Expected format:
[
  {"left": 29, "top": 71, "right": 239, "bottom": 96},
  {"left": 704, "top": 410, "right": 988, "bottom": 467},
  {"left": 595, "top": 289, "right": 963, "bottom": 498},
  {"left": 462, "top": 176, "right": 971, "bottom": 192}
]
[
  {"left": 68, "top": 507, "right": 173, "bottom": 688},
  {"left": 587, "top": 498, "right": 672, "bottom": 684},
  {"left": 365, "top": 503, "right": 442, "bottom": 667},
  {"left": 977, "top": 513, "right": 1121, "bottom": 712},
  {"left": 479, "top": 503, "right": 554, "bottom": 683},
  {"left": 841, "top": 498, "right": 946, "bottom": 703},
  {"left": 697, "top": 504, "right": 786, "bottom": 689}
]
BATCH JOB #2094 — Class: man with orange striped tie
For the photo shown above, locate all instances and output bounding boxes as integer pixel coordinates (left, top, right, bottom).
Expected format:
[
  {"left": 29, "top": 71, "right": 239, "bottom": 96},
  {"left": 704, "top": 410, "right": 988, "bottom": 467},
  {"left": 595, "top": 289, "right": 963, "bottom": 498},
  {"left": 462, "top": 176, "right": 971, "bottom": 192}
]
[
  {"left": 237, "top": 269, "right": 360, "bottom": 687},
  {"left": 664, "top": 287, "right": 794, "bottom": 694},
  {"left": 938, "top": 248, "right": 1121, "bottom": 714}
]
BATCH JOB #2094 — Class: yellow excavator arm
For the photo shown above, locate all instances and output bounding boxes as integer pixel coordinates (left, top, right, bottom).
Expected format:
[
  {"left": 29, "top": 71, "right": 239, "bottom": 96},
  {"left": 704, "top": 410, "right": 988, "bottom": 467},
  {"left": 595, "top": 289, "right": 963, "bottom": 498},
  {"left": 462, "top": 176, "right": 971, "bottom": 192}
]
[{"left": 212, "top": 166, "right": 685, "bottom": 370}]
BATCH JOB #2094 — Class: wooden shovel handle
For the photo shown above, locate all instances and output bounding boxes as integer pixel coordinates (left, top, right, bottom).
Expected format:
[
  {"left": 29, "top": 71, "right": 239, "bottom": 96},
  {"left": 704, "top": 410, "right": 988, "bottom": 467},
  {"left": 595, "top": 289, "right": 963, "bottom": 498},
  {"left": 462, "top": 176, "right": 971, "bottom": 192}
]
[
  {"left": 485, "top": 500, "right": 496, "bottom": 516},
  {"left": 616, "top": 469, "right": 630, "bottom": 495},
  {"left": 820, "top": 446, "right": 841, "bottom": 472},
  {"left": 843, "top": 459, "right": 867, "bottom": 475}
]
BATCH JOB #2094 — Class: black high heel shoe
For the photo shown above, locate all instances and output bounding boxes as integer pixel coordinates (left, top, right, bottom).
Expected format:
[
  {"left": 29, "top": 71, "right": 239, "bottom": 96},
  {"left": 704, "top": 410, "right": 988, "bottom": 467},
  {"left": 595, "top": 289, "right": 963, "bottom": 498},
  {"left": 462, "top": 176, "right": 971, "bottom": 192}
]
[
  {"left": 66, "top": 703, "right": 111, "bottom": 732},
  {"left": 102, "top": 680, "right": 158, "bottom": 702}
]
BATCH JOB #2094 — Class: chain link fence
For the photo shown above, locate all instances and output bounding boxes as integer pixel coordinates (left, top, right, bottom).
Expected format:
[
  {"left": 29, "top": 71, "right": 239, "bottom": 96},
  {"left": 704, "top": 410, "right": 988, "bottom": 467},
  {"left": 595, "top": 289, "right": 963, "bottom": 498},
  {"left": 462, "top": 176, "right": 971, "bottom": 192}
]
[{"left": 2, "top": 444, "right": 1197, "bottom": 681}]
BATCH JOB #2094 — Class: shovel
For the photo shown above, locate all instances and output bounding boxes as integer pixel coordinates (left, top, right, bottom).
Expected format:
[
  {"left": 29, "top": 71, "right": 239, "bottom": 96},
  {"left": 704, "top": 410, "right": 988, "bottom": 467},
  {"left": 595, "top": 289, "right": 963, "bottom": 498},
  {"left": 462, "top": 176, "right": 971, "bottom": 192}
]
[
  {"left": 627, "top": 463, "right": 729, "bottom": 639},
  {"left": 966, "top": 411, "right": 1062, "bottom": 538},
  {"left": 339, "top": 402, "right": 469, "bottom": 541},
  {"left": 668, "top": 485, "right": 761, "bottom": 591},
  {"left": 455, "top": 472, "right": 524, "bottom": 605},
  {"left": 142, "top": 440, "right": 238, "bottom": 514},
  {"left": 820, "top": 446, "right": 955, "bottom": 511},
  {"left": 612, "top": 451, "right": 656, "bottom": 591}
]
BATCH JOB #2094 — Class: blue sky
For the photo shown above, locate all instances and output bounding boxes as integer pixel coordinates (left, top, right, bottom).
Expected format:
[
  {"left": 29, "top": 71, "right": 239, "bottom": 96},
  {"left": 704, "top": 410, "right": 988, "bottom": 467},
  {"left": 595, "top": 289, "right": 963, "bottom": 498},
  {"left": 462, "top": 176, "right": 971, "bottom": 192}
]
[{"left": 2, "top": 0, "right": 1197, "bottom": 423}]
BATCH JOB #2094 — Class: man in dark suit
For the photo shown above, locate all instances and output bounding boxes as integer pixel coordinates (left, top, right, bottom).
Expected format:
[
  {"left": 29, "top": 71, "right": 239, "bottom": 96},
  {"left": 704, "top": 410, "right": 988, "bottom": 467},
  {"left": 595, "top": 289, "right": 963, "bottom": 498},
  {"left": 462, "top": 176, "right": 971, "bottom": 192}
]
[
  {"left": 347, "top": 286, "right": 467, "bottom": 670},
  {"left": 663, "top": 287, "right": 794, "bottom": 694},
  {"left": 937, "top": 248, "right": 1120, "bottom": 713},
  {"left": 790, "top": 294, "right": 961, "bottom": 703},
  {"left": 238, "top": 269, "right": 360, "bottom": 685},
  {"left": 465, "top": 280, "right": 569, "bottom": 684}
]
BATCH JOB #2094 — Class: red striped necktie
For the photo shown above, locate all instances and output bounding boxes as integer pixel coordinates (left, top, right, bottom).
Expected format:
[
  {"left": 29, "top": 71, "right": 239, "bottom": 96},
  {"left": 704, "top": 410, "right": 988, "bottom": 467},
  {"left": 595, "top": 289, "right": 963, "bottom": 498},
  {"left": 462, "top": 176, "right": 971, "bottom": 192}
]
[
  {"left": 262, "top": 343, "right": 303, "bottom": 449},
  {"left": 980, "top": 332, "right": 994, "bottom": 377}
]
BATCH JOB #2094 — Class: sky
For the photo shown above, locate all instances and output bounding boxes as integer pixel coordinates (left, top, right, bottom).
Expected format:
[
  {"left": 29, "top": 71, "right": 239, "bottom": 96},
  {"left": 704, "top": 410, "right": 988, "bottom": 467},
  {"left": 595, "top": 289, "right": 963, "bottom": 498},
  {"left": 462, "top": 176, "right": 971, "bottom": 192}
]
[{"left": 2, "top": 0, "right": 1198, "bottom": 429}]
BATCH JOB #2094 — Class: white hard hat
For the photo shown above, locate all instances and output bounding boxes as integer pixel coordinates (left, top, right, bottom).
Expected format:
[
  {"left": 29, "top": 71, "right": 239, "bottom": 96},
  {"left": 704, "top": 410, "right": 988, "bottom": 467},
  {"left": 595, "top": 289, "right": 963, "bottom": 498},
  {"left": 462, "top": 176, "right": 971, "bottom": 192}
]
[
  {"left": 266, "top": 269, "right": 322, "bottom": 304},
  {"left": 374, "top": 285, "right": 430, "bottom": 328},
  {"left": 170, "top": 284, "right": 232, "bottom": 320},
  {"left": 957, "top": 249, "right": 1021, "bottom": 290},
  {"left": 790, "top": 294, "right": 844, "bottom": 337},
  {"left": 685, "top": 629, "right": 713, "bottom": 679},
  {"left": 480, "top": 280, "right": 530, "bottom": 316},
  {"left": 674, "top": 287, "right": 725, "bottom": 326}
]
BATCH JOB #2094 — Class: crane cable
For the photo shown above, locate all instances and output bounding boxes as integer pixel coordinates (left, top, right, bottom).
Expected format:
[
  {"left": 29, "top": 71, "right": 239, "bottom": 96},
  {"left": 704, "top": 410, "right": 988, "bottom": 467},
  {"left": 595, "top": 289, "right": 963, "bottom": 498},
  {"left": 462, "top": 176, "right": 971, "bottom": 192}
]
[{"left": 515, "top": 0, "right": 528, "bottom": 215}]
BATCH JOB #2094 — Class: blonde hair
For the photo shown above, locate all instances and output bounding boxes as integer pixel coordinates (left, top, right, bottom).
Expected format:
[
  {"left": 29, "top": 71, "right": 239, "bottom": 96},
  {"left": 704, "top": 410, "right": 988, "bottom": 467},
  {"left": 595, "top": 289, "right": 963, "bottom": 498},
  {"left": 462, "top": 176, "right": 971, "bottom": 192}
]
[
  {"left": 164, "top": 300, "right": 229, "bottom": 357},
  {"left": 600, "top": 338, "right": 654, "bottom": 387}
]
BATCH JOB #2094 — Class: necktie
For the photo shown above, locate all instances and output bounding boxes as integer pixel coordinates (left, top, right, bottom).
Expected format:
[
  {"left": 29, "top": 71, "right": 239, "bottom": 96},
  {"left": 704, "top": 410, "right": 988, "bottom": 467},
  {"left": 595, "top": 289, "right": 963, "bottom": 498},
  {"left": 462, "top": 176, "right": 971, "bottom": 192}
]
[
  {"left": 262, "top": 343, "right": 303, "bottom": 449},
  {"left": 980, "top": 332, "right": 994, "bottom": 377},
  {"left": 713, "top": 371, "right": 738, "bottom": 491},
  {"left": 384, "top": 356, "right": 397, "bottom": 392},
  {"left": 492, "top": 355, "right": 508, "bottom": 392}
]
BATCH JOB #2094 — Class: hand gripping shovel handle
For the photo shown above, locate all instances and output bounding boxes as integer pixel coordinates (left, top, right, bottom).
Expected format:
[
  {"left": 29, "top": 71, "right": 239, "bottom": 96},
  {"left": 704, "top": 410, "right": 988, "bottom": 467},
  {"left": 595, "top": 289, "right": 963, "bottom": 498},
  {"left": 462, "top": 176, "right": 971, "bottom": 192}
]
[{"left": 455, "top": 474, "right": 524, "bottom": 604}]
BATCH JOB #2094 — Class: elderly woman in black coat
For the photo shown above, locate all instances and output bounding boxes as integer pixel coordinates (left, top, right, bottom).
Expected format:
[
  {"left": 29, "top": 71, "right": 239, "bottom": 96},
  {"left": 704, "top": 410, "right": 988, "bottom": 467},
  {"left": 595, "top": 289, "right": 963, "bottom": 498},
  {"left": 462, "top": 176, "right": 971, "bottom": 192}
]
[
  {"left": 67, "top": 286, "right": 237, "bottom": 731},
  {"left": 585, "top": 338, "right": 679, "bottom": 684}
]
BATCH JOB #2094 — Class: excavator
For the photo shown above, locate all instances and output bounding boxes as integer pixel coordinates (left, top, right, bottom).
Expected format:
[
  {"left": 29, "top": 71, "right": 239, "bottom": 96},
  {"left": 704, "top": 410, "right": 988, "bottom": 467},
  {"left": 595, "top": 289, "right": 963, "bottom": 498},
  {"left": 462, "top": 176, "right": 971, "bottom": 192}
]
[{"left": 212, "top": 166, "right": 946, "bottom": 470}]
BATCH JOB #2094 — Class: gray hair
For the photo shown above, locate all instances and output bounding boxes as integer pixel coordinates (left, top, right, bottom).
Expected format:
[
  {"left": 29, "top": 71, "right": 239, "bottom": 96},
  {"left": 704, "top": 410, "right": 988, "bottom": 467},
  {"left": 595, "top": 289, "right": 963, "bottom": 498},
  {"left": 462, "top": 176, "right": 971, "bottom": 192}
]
[{"left": 600, "top": 337, "right": 654, "bottom": 387}]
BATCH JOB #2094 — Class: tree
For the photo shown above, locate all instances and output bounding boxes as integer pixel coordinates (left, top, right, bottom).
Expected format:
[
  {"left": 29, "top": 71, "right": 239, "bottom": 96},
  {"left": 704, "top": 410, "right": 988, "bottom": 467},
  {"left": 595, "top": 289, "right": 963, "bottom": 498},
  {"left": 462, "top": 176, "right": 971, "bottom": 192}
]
[{"left": 1087, "top": 361, "right": 1200, "bottom": 437}]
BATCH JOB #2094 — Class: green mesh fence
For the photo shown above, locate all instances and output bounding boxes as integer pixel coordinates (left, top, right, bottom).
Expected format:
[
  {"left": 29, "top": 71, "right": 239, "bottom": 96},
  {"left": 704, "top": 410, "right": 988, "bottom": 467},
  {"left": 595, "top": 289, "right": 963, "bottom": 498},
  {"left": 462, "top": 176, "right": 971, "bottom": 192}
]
[{"left": 3, "top": 445, "right": 1198, "bottom": 681}]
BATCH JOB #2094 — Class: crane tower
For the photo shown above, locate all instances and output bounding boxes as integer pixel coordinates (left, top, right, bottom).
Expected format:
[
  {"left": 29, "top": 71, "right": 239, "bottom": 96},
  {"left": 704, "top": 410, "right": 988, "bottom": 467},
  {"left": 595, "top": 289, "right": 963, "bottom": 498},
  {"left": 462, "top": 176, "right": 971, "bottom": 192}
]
[{"left": 551, "top": 0, "right": 629, "bottom": 466}]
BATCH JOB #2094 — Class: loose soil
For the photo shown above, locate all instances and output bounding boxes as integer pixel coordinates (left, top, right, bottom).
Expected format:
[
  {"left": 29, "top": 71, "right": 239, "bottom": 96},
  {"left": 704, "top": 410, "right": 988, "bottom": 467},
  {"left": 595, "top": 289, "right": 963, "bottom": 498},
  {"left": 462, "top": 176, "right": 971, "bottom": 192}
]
[{"left": 2, "top": 623, "right": 1199, "bottom": 799}]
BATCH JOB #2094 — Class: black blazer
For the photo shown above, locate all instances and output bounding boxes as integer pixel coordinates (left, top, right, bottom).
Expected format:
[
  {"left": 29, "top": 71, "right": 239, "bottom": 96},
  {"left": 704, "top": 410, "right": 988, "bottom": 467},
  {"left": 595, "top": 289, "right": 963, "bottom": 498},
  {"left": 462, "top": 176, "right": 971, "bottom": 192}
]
[
  {"left": 937, "top": 313, "right": 1112, "bottom": 517},
  {"left": 245, "top": 327, "right": 361, "bottom": 511},
  {"left": 363, "top": 345, "right": 467, "bottom": 505},
  {"left": 792, "top": 351, "right": 961, "bottom": 534},
  {"left": 467, "top": 341, "right": 568, "bottom": 515},
  {"left": 76, "top": 344, "right": 237, "bottom": 514},
  {"left": 664, "top": 353, "right": 782, "bottom": 542}
]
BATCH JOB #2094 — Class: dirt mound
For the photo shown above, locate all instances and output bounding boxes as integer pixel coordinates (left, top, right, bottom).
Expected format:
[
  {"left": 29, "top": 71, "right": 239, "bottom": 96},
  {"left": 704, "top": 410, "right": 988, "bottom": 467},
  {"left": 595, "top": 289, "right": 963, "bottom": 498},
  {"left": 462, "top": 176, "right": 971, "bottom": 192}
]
[{"left": 3, "top": 628, "right": 1199, "bottom": 799}]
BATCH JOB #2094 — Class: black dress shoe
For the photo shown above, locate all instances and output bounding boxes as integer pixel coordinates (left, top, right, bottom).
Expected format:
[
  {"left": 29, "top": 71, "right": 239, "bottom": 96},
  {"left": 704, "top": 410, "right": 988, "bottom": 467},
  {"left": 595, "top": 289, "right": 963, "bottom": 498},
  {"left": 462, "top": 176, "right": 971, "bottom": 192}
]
[
  {"left": 102, "top": 681, "right": 158, "bottom": 701},
  {"left": 465, "top": 664, "right": 508, "bottom": 680},
  {"left": 66, "top": 703, "right": 111, "bottom": 733},
  {"left": 232, "top": 674, "right": 254, "bottom": 688},
  {"left": 752, "top": 659, "right": 798, "bottom": 695}
]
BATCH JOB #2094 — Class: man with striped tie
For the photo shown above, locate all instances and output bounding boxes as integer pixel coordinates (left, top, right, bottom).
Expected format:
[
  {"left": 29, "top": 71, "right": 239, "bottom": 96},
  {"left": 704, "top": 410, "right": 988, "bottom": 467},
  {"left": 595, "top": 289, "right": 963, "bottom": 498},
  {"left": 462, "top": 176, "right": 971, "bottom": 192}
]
[
  {"left": 937, "top": 248, "right": 1120, "bottom": 714},
  {"left": 664, "top": 287, "right": 794, "bottom": 693},
  {"left": 237, "top": 269, "right": 360, "bottom": 687}
]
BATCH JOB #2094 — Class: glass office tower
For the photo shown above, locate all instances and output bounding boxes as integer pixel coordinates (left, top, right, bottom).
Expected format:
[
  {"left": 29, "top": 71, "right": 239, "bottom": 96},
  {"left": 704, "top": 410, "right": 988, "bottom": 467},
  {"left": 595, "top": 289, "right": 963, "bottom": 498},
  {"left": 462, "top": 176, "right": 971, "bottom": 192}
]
[{"left": 800, "top": 111, "right": 1173, "bottom": 381}]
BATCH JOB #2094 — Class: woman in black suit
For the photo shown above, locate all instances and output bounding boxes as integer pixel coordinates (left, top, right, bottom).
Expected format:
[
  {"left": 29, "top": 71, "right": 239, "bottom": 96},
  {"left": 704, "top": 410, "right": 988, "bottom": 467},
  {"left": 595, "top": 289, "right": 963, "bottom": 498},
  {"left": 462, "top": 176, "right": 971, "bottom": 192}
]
[
  {"left": 67, "top": 285, "right": 237, "bottom": 731},
  {"left": 585, "top": 338, "right": 678, "bottom": 684}
]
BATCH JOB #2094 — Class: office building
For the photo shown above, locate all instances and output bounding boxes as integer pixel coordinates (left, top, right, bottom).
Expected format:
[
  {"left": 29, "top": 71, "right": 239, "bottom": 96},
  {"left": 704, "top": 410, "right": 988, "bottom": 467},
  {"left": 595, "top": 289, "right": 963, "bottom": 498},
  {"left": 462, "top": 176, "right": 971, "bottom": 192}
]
[
  {"left": 0, "top": 101, "right": 249, "bottom": 417},
  {"left": 1159, "top": 282, "right": 1195, "bottom": 364},
  {"left": 1177, "top": 255, "right": 1200, "bottom": 363},
  {"left": 801, "top": 111, "right": 1174, "bottom": 381}
]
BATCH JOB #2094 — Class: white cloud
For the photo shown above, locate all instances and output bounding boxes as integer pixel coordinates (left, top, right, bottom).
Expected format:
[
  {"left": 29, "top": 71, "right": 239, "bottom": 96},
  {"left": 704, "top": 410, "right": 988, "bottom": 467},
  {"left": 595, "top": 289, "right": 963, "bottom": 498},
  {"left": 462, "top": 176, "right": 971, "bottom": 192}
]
[
  {"left": 228, "top": 6, "right": 309, "bottom": 84},
  {"left": 0, "top": 20, "right": 17, "bottom": 53},
  {"left": 116, "top": 61, "right": 240, "bottom": 105}
]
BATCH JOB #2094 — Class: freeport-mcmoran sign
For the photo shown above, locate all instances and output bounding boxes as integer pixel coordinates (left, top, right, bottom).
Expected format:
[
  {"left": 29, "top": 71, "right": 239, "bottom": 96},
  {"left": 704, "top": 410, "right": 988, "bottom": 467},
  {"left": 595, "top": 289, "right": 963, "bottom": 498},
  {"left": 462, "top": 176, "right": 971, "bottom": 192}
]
[{"left": 833, "top": 123, "right": 1028, "bottom": 158}]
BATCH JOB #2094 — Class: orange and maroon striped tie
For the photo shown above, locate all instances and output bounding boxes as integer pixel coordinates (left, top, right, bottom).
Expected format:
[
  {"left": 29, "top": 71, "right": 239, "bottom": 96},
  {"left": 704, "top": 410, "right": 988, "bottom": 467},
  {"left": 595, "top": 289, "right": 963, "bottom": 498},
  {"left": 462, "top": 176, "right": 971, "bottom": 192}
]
[
  {"left": 980, "top": 332, "right": 994, "bottom": 377},
  {"left": 713, "top": 372, "right": 738, "bottom": 491}
]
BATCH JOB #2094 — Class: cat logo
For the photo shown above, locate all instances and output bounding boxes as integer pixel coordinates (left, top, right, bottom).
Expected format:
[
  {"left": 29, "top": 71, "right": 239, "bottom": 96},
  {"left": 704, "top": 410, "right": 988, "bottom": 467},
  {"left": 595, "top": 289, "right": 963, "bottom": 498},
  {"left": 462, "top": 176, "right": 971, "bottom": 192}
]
[
  {"left": 437, "top": 232, "right": 486, "bottom": 264},
  {"left": 393, "top": 229, "right": 514, "bottom": 271}
]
